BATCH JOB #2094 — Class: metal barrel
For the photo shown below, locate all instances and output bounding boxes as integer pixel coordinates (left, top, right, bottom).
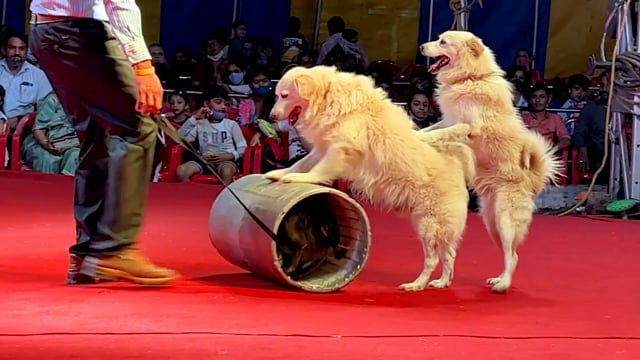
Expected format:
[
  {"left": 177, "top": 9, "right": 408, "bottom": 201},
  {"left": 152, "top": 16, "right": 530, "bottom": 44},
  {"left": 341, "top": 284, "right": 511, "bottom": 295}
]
[{"left": 209, "top": 174, "right": 371, "bottom": 293}]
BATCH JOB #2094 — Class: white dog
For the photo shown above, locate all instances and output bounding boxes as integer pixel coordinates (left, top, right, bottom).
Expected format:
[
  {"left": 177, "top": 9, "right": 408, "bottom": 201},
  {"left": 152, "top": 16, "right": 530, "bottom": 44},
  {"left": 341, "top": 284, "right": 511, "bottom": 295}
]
[
  {"left": 264, "top": 65, "right": 476, "bottom": 290},
  {"left": 419, "top": 31, "right": 562, "bottom": 292}
]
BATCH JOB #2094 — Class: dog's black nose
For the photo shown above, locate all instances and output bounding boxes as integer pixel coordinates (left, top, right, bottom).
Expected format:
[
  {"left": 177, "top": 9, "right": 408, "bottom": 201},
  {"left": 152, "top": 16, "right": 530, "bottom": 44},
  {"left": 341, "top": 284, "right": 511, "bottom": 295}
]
[
  {"left": 269, "top": 113, "right": 278, "bottom": 120},
  {"left": 419, "top": 45, "right": 424, "bottom": 51}
]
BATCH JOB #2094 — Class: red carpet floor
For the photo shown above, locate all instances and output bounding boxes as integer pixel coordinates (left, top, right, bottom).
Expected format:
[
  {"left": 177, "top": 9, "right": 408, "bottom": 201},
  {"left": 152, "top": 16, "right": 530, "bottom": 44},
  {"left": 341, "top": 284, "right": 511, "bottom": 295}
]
[{"left": 1, "top": 171, "right": 639, "bottom": 359}]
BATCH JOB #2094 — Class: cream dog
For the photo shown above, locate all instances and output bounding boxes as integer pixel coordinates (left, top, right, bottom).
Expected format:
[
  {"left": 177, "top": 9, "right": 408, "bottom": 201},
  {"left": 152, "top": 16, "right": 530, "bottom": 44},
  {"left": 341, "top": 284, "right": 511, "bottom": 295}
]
[
  {"left": 264, "top": 65, "right": 475, "bottom": 290},
  {"left": 420, "top": 31, "right": 562, "bottom": 292}
]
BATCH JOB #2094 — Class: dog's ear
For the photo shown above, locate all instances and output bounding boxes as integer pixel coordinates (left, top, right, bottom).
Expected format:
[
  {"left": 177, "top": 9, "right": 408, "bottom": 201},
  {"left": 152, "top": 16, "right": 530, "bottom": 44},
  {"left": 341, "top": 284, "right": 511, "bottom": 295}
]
[
  {"left": 465, "top": 37, "right": 484, "bottom": 58},
  {"left": 294, "top": 74, "right": 318, "bottom": 100}
]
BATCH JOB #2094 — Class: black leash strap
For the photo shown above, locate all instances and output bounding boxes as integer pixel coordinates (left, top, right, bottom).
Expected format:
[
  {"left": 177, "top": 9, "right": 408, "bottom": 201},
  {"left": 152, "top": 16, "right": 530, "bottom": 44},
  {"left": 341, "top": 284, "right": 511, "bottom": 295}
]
[{"left": 154, "top": 115, "right": 278, "bottom": 242}]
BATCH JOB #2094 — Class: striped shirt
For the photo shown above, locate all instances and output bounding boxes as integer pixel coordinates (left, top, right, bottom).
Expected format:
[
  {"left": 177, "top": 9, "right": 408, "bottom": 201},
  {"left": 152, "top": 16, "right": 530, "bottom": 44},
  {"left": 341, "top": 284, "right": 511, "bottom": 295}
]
[{"left": 29, "top": 0, "right": 151, "bottom": 64}]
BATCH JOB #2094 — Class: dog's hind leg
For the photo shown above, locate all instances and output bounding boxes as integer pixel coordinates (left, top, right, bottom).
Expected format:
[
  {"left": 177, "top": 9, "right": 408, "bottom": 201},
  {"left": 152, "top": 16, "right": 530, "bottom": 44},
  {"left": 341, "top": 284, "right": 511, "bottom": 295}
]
[
  {"left": 484, "top": 190, "right": 535, "bottom": 293},
  {"left": 399, "top": 215, "right": 444, "bottom": 291},
  {"left": 427, "top": 199, "right": 467, "bottom": 289},
  {"left": 428, "top": 246, "right": 456, "bottom": 288}
]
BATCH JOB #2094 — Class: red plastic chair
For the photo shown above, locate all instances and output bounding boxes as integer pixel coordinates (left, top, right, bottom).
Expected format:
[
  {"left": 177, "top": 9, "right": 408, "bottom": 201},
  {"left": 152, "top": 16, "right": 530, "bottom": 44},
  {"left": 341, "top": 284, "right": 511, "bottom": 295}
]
[
  {"left": 10, "top": 113, "right": 37, "bottom": 171},
  {"left": 0, "top": 133, "right": 7, "bottom": 169},
  {"left": 570, "top": 147, "right": 594, "bottom": 185},
  {"left": 394, "top": 63, "right": 429, "bottom": 82},
  {"left": 557, "top": 147, "right": 570, "bottom": 186},
  {"left": 366, "top": 59, "right": 401, "bottom": 80},
  {"left": 227, "top": 107, "right": 239, "bottom": 121}
]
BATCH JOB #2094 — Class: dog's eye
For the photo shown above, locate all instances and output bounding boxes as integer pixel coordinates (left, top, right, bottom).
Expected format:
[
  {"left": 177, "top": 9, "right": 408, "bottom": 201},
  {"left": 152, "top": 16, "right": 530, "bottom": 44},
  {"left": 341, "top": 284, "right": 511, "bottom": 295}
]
[
  {"left": 440, "top": 39, "right": 447, "bottom": 45},
  {"left": 280, "top": 91, "right": 289, "bottom": 99}
]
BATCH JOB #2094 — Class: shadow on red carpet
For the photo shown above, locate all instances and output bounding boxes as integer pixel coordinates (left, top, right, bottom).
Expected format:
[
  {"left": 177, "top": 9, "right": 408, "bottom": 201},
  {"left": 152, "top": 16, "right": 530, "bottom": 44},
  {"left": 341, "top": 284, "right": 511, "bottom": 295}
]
[{"left": 1, "top": 171, "right": 639, "bottom": 359}]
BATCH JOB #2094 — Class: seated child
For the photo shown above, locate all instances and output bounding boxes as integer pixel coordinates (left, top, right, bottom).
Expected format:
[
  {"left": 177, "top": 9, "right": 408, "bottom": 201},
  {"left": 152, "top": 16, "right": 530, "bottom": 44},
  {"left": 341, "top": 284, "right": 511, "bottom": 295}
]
[
  {"left": 556, "top": 74, "right": 589, "bottom": 134},
  {"left": 176, "top": 86, "right": 247, "bottom": 184}
]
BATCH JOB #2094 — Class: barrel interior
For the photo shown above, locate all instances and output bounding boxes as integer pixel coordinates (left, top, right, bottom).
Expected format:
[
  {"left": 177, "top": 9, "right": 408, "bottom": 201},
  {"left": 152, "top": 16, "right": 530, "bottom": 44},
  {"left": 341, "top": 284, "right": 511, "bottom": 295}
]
[{"left": 274, "top": 192, "right": 369, "bottom": 292}]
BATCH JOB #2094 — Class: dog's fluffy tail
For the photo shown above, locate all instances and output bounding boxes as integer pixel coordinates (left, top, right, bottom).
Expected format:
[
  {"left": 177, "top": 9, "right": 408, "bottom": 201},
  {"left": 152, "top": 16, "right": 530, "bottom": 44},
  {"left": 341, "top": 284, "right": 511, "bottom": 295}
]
[{"left": 521, "top": 130, "right": 564, "bottom": 195}]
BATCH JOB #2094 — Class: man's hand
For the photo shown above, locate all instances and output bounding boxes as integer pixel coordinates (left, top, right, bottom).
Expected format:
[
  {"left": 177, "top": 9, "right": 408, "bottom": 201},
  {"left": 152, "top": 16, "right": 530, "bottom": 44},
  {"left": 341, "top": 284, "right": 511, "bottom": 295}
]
[
  {"left": 204, "top": 152, "right": 234, "bottom": 163},
  {"left": 133, "top": 60, "right": 163, "bottom": 116},
  {"left": 578, "top": 148, "right": 589, "bottom": 173},
  {"left": 42, "top": 142, "right": 61, "bottom": 156},
  {"left": 192, "top": 107, "right": 210, "bottom": 120}
]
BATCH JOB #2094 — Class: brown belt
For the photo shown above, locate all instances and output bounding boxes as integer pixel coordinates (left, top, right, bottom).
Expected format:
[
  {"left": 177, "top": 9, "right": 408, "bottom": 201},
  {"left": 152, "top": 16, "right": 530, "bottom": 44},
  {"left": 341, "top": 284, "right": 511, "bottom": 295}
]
[{"left": 30, "top": 14, "right": 77, "bottom": 24}]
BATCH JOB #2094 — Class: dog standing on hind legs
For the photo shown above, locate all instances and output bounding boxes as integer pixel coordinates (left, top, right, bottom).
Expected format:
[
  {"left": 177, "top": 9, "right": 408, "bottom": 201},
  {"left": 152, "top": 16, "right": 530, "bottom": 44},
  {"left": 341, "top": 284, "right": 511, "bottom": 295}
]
[{"left": 419, "top": 31, "right": 563, "bottom": 293}]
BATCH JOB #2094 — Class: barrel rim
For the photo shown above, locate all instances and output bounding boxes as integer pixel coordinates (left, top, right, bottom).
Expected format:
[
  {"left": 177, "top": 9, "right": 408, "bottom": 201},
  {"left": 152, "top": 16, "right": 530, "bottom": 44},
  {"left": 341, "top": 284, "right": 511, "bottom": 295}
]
[{"left": 270, "top": 186, "right": 372, "bottom": 292}]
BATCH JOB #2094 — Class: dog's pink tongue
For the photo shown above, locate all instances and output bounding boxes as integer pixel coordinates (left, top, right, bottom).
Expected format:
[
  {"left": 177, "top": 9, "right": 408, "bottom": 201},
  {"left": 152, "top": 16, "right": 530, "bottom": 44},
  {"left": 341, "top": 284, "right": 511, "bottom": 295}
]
[{"left": 428, "top": 63, "right": 438, "bottom": 73}]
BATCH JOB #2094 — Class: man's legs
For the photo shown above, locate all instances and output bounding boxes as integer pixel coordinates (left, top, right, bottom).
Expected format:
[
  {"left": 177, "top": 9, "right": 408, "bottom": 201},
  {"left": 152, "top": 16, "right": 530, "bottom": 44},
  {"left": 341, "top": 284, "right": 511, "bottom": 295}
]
[{"left": 30, "top": 18, "right": 177, "bottom": 285}]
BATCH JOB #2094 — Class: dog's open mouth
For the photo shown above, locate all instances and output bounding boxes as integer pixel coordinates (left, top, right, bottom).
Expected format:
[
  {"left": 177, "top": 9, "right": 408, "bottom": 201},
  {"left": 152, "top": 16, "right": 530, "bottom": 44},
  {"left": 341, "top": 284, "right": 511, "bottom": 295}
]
[
  {"left": 288, "top": 106, "right": 302, "bottom": 126},
  {"left": 428, "top": 56, "right": 451, "bottom": 73}
]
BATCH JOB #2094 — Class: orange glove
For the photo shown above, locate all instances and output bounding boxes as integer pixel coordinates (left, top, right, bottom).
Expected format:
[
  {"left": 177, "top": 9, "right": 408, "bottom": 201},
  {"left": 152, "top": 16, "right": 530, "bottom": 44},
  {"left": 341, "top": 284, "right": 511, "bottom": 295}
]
[{"left": 133, "top": 60, "right": 163, "bottom": 115}]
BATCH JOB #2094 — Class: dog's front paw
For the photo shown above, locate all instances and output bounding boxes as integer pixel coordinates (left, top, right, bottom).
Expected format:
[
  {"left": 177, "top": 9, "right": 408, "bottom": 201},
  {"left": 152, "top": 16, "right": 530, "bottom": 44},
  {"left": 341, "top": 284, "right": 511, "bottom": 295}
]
[
  {"left": 280, "top": 172, "right": 327, "bottom": 184},
  {"left": 264, "top": 169, "right": 289, "bottom": 181}
]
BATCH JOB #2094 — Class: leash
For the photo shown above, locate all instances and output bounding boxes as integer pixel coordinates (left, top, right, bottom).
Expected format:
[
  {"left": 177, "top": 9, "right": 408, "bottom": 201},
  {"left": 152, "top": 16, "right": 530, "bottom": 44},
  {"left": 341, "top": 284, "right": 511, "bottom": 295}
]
[{"left": 153, "top": 115, "right": 278, "bottom": 242}]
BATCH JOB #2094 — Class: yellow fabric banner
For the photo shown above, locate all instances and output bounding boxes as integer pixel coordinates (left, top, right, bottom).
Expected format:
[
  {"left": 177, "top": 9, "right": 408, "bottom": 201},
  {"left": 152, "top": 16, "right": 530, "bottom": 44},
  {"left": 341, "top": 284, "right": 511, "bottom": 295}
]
[
  {"left": 138, "top": 0, "right": 162, "bottom": 43},
  {"left": 545, "top": 0, "right": 610, "bottom": 77}
]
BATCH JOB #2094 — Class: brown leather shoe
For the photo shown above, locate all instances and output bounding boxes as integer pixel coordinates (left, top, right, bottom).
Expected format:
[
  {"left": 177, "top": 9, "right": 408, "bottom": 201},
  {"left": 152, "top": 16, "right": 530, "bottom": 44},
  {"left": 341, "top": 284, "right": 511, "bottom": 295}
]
[{"left": 79, "top": 247, "right": 179, "bottom": 286}]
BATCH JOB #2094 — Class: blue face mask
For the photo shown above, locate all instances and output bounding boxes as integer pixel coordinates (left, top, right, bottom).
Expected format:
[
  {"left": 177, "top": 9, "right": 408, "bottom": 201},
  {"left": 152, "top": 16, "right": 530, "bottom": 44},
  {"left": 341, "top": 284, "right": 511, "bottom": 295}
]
[
  {"left": 211, "top": 110, "right": 226, "bottom": 120},
  {"left": 254, "top": 85, "right": 270, "bottom": 97},
  {"left": 229, "top": 72, "right": 244, "bottom": 85}
]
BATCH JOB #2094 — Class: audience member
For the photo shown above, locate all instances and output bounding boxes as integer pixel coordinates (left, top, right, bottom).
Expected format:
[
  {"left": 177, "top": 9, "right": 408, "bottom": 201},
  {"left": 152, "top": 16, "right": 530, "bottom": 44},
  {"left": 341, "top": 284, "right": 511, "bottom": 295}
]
[
  {"left": 220, "top": 56, "right": 251, "bottom": 99},
  {"left": 192, "top": 29, "right": 229, "bottom": 90},
  {"left": 506, "top": 65, "right": 531, "bottom": 108},
  {"left": 557, "top": 73, "right": 590, "bottom": 134},
  {"left": 317, "top": 16, "right": 368, "bottom": 67},
  {"left": 573, "top": 77, "right": 609, "bottom": 184},
  {"left": 514, "top": 48, "right": 542, "bottom": 83},
  {"left": 407, "top": 89, "right": 438, "bottom": 129},
  {"left": 176, "top": 86, "right": 247, "bottom": 184},
  {"left": 280, "top": 16, "right": 308, "bottom": 67},
  {"left": 148, "top": 43, "right": 173, "bottom": 85},
  {"left": 166, "top": 90, "right": 191, "bottom": 127},
  {"left": 227, "top": 20, "right": 252, "bottom": 60},
  {"left": 521, "top": 83, "right": 571, "bottom": 150},
  {"left": 237, "top": 65, "right": 275, "bottom": 145},
  {"left": 20, "top": 92, "right": 79, "bottom": 175},
  {"left": 0, "top": 33, "right": 52, "bottom": 134}
]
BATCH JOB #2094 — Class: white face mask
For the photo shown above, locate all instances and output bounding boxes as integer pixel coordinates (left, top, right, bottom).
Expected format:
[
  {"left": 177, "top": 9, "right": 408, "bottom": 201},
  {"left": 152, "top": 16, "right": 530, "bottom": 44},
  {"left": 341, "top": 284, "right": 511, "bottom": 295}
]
[
  {"left": 207, "top": 50, "right": 224, "bottom": 62},
  {"left": 229, "top": 72, "right": 244, "bottom": 85}
]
